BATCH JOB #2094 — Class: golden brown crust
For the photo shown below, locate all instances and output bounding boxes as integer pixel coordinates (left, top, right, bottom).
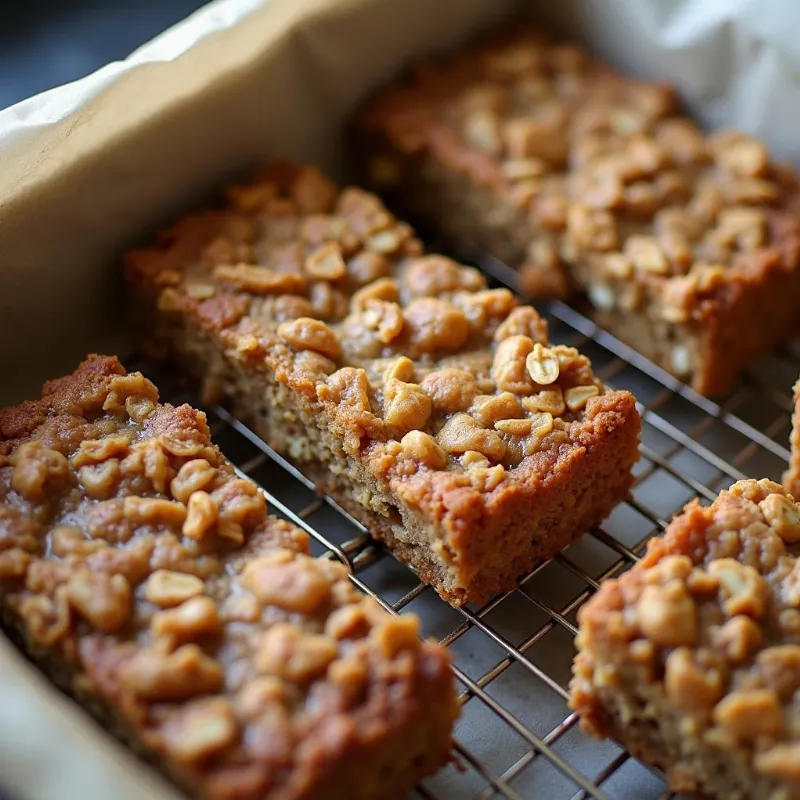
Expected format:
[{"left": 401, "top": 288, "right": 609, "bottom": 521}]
[
  {"left": 125, "top": 162, "right": 641, "bottom": 606},
  {"left": 0, "top": 355, "right": 457, "bottom": 800},
  {"left": 353, "top": 23, "right": 800, "bottom": 396},
  {"left": 570, "top": 479, "right": 800, "bottom": 799}
]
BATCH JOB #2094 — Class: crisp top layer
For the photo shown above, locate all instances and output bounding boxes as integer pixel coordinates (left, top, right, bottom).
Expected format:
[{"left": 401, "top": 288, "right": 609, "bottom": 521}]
[
  {"left": 0, "top": 355, "right": 453, "bottom": 799},
  {"left": 574, "top": 478, "right": 800, "bottom": 783},
  {"left": 358, "top": 25, "right": 800, "bottom": 322},
  {"left": 126, "top": 162, "right": 629, "bottom": 488}
]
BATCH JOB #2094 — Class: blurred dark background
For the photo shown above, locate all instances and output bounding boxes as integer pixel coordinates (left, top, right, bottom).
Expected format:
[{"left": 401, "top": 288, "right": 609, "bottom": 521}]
[{"left": 0, "top": 0, "right": 210, "bottom": 110}]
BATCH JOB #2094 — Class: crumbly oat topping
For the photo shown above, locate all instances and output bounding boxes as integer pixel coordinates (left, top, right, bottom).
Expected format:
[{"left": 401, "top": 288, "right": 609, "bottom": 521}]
[
  {"left": 0, "top": 356, "right": 455, "bottom": 798},
  {"left": 126, "top": 163, "right": 609, "bottom": 476},
  {"left": 572, "top": 479, "right": 800, "bottom": 785},
  {"left": 358, "top": 26, "right": 800, "bottom": 326}
]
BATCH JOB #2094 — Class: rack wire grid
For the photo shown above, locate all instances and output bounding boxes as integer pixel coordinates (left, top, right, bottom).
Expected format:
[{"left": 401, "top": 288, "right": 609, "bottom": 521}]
[{"left": 145, "top": 240, "right": 797, "bottom": 800}]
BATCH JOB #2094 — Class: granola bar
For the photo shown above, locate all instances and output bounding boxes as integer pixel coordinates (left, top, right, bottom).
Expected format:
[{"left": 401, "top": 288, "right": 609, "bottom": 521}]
[
  {"left": 570, "top": 479, "right": 800, "bottom": 799},
  {"left": 0, "top": 355, "right": 457, "bottom": 800},
  {"left": 124, "top": 162, "right": 641, "bottom": 607},
  {"left": 353, "top": 24, "right": 800, "bottom": 396}
]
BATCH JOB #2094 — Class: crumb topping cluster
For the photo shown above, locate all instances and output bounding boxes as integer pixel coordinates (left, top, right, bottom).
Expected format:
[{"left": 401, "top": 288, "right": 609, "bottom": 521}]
[
  {"left": 576, "top": 479, "right": 800, "bottom": 782},
  {"left": 127, "top": 163, "right": 610, "bottom": 487},
  {"left": 0, "top": 356, "right": 448, "bottom": 795},
  {"left": 361, "top": 27, "right": 800, "bottom": 324}
]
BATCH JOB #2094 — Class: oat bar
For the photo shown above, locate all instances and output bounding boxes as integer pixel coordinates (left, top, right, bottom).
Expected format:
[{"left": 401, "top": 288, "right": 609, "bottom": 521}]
[
  {"left": 124, "top": 162, "right": 641, "bottom": 606},
  {"left": 0, "top": 355, "right": 457, "bottom": 800},
  {"left": 570, "top": 479, "right": 800, "bottom": 799},
  {"left": 353, "top": 24, "right": 800, "bottom": 396}
]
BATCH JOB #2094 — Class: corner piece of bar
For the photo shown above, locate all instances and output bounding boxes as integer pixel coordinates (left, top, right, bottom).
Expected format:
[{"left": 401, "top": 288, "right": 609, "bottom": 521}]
[
  {"left": 353, "top": 22, "right": 800, "bottom": 396},
  {"left": 570, "top": 478, "right": 800, "bottom": 799},
  {"left": 0, "top": 354, "right": 456, "bottom": 800},
  {"left": 125, "top": 161, "right": 641, "bottom": 606}
]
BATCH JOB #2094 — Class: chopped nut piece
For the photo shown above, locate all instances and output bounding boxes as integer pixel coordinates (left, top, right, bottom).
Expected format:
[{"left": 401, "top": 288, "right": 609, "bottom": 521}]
[
  {"left": 383, "top": 379, "right": 433, "bottom": 434},
  {"left": 754, "top": 646, "right": 800, "bottom": 707},
  {"left": 362, "top": 299, "right": 404, "bottom": 344},
  {"left": 759, "top": 493, "right": 800, "bottom": 543},
  {"left": 493, "top": 335, "right": 535, "bottom": 394},
  {"left": 183, "top": 491, "right": 219, "bottom": 541},
  {"left": 494, "top": 418, "right": 532, "bottom": 436},
  {"left": 78, "top": 460, "right": 121, "bottom": 500},
  {"left": 637, "top": 582, "right": 697, "bottom": 646},
  {"left": 471, "top": 392, "right": 523, "bottom": 427},
  {"left": 713, "top": 135, "right": 769, "bottom": 178},
  {"left": 625, "top": 235, "right": 669, "bottom": 274},
  {"left": 384, "top": 356, "right": 415, "bottom": 383},
  {"left": 257, "top": 623, "right": 338, "bottom": 683},
  {"left": 664, "top": 648, "right": 723, "bottom": 711},
  {"left": 124, "top": 496, "right": 187, "bottom": 529},
  {"left": 170, "top": 459, "right": 217, "bottom": 504},
  {"left": 145, "top": 570, "right": 205, "bottom": 608},
  {"left": 66, "top": 572, "right": 132, "bottom": 633},
  {"left": 564, "top": 385, "right": 601, "bottom": 412},
  {"left": 305, "top": 242, "right": 347, "bottom": 280},
  {"left": 436, "top": 414, "right": 507, "bottom": 462},
  {"left": 324, "top": 605, "right": 371, "bottom": 641},
  {"left": 152, "top": 596, "right": 221, "bottom": 645},
  {"left": 242, "top": 557, "right": 331, "bottom": 614},
  {"left": 526, "top": 343, "right": 560, "bottom": 385},
  {"left": 371, "top": 615, "right": 420, "bottom": 658},
  {"left": 162, "top": 697, "right": 239, "bottom": 763},
  {"left": 350, "top": 277, "right": 399, "bottom": 310},
  {"left": 420, "top": 368, "right": 478, "bottom": 414},
  {"left": 461, "top": 450, "right": 490, "bottom": 469},
  {"left": 402, "top": 297, "right": 470, "bottom": 354},
  {"left": 125, "top": 396, "right": 155, "bottom": 424},
  {"left": 754, "top": 743, "right": 800, "bottom": 781},
  {"left": 523, "top": 389, "right": 565, "bottom": 416},
  {"left": 708, "top": 559, "right": 768, "bottom": 619},
  {"left": 494, "top": 306, "right": 549, "bottom": 344},
  {"left": 72, "top": 436, "right": 130, "bottom": 467},
  {"left": 400, "top": 430, "right": 448, "bottom": 469},
  {"left": 712, "top": 615, "right": 762, "bottom": 663},
  {"left": 122, "top": 644, "right": 224, "bottom": 701},
  {"left": 213, "top": 264, "right": 307, "bottom": 295},
  {"left": 529, "top": 412, "right": 555, "bottom": 438},
  {"left": 12, "top": 442, "right": 70, "bottom": 502},
  {"left": 712, "top": 689, "right": 785, "bottom": 741},
  {"left": 103, "top": 374, "right": 159, "bottom": 417},
  {"left": 278, "top": 317, "right": 342, "bottom": 359}
]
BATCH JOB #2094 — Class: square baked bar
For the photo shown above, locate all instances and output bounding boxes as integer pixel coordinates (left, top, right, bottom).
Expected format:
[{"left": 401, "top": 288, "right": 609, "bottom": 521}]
[
  {"left": 571, "top": 479, "right": 800, "bottom": 799},
  {"left": 125, "top": 162, "right": 641, "bottom": 606},
  {"left": 353, "top": 24, "right": 800, "bottom": 396},
  {"left": 0, "top": 355, "right": 456, "bottom": 800}
]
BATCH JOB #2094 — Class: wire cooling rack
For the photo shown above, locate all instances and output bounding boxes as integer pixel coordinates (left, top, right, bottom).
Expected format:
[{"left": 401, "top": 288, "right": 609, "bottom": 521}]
[{"left": 146, "top": 242, "right": 796, "bottom": 800}]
